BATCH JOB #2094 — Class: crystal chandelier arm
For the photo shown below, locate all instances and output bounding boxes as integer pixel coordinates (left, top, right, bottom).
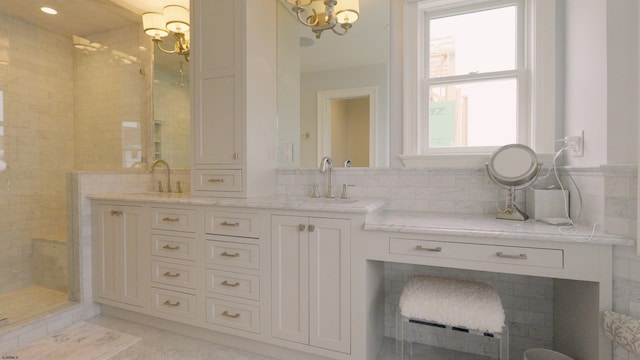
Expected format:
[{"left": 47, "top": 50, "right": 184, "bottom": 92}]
[
  {"left": 331, "top": 22, "right": 352, "bottom": 36},
  {"left": 294, "top": 7, "right": 320, "bottom": 27},
  {"left": 153, "top": 38, "right": 179, "bottom": 54}
]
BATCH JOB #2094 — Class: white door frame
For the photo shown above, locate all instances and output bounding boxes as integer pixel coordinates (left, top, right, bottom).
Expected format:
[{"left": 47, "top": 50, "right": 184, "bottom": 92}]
[{"left": 316, "top": 86, "right": 378, "bottom": 167}]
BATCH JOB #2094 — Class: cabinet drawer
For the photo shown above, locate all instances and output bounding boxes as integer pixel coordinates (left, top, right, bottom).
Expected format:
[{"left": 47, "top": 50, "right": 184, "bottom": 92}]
[
  {"left": 194, "top": 170, "right": 242, "bottom": 192},
  {"left": 206, "top": 269, "right": 259, "bottom": 300},
  {"left": 151, "top": 234, "right": 196, "bottom": 261},
  {"left": 151, "top": 261, "right": 198, "bottom": 290},
  {"left": 206, "top": 297, "right": 259, "bottom": 333},
  {"left": 389, "top": 238, "right": 564, "bottom": 269},
  {"left": 151, "top": 207, "right": 196, "bottom": 233},
  {"left": 205, "top": 240, "right": 259, "bottom": 270},
  {"left": 205, "top": 211, "right": 259, "bottom": 238},
  {"left": 151, "top": 287, "right": 197, "bottom": 319}
]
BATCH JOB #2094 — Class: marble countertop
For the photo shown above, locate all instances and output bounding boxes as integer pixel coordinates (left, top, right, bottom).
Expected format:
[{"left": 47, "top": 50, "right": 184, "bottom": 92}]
[
  {"left": 364, "top": 210, "right": 635, "bottom": 246},
  {"left": 87, "top": 192, "right": 388, "bottom": 214}
]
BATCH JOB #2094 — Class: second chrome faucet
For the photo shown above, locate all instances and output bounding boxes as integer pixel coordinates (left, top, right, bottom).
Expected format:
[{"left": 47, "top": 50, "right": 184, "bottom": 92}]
[{"left": 319, "top": 156, "right": 334, "bottom": 198}]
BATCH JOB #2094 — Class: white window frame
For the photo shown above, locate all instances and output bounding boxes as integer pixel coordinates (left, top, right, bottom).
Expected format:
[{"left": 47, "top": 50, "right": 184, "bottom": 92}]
[{"left": 401, "top": 0, "right": 558, "bottom": 167}]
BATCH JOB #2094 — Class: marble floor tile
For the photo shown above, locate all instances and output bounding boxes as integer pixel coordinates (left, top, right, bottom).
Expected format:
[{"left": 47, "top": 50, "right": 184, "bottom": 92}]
[{"left": 86, "top": 315, "right": 281, "bottom": 360}]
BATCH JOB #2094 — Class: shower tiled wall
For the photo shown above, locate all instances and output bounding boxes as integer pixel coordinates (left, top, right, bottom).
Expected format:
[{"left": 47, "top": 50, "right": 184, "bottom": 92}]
[{"left": 0, "top": 13, "right": 74, "bottom": 293}]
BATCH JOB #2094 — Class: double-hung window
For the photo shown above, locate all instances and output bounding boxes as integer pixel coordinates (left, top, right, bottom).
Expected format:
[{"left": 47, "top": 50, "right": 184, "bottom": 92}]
[{"left": 402, "top": 0, "right": 557, "bottom": 167}]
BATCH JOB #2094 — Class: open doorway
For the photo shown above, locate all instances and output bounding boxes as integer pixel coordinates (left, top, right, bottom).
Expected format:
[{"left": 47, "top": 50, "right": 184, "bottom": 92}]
[{"left": 317, "top": 86, "right": 378, "bottom": 167}]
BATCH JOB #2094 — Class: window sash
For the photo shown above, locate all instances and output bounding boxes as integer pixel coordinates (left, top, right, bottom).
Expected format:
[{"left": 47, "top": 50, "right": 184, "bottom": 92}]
[{"left": 419, "top": 0, "right": 526, "bottom": 155}]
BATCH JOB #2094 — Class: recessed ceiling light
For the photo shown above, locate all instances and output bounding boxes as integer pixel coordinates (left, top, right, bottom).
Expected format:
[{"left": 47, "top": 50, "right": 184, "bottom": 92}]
[{"left": 40, "top": 7, "right": 58, "bottom": 15}]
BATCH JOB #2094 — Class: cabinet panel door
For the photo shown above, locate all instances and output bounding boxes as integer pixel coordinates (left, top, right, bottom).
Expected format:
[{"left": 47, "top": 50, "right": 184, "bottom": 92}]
[
  {"left": 94, "top": 205, "right": 119, "bottom": 301},
  {"left": 308, "top": 218, "right": 351, "bottom": 353},
  {"left": 271, "top": 215, "right": 308, "bottom": 344},
  {"left": 94, "top": 205, "right": 144, "bottom": 307}
]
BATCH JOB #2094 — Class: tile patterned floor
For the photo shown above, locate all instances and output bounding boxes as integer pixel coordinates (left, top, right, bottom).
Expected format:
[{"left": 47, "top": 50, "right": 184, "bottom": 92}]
[
  {"left": 0, "top": 285, "right": 69, "bottom": 326},
  {"left": 87, "top": 315, "right": 281, "bottom": 360}
]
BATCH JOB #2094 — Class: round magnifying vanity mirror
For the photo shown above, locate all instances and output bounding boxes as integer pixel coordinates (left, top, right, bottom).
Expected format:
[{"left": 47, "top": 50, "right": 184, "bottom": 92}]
[{"left": 486, "top": 144, "right": 541, "bottom": 221}]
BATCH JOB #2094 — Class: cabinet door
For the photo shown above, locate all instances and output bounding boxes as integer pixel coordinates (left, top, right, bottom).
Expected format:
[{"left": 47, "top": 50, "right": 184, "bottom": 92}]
[
  {"left": 271, "top": 215, "right": 309, "bottom": 344},
  {"left": 192, "top": 0, "right": 242, "bottom": 166},
  {"left": 308, "top": 218, "right": 351, "bottom": 353},
  {"left": 94, "top": 204, "right": 145, "bottom": 307}
]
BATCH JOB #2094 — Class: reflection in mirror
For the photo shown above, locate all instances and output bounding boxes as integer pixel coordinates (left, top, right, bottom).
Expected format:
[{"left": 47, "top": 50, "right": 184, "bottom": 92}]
[
  {"left": 276, "top": 0, "right": 390, "bottom": 168},
  {"left": 152, "top": 52, "right": 190, "bottom": 168}
]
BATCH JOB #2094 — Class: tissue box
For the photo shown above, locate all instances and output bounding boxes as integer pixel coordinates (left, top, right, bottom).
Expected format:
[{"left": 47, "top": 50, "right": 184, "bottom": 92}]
[{"left": 525, "top": 189, "right": 569, "bottom": 220}]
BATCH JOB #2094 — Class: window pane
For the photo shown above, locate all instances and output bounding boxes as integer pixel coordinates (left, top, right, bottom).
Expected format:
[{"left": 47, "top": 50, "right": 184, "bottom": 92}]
[
  {"left": 430, "top": 6, "right": 516, "bottom": 78},
  {"left": 426, "top": 78, "right": 517, "bottom": 149}
]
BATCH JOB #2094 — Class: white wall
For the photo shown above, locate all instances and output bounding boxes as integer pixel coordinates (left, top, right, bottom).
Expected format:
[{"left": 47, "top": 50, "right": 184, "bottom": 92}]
[
  {"left": 564, "top": 0, "right": 608, "bottom": 167},
  {"left": 564, "top": 0, "right": 639, "bottom": 167}
]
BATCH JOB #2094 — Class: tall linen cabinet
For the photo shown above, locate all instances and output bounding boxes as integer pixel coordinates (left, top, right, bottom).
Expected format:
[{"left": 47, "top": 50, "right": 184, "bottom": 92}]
[{"left": 190, "top": 0, "right": 277, "bottom": 198}]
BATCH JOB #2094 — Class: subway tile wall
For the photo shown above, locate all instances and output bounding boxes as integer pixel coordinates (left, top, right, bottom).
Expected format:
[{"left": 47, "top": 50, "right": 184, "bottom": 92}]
[{"left": 0, "top": 13, "right": 74, "bottom": 293}]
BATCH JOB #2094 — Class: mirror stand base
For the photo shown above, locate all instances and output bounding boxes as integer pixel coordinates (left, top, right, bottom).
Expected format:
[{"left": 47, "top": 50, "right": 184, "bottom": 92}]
[{"left": 496, "top": 206, "right": 529, "bottom": 221}]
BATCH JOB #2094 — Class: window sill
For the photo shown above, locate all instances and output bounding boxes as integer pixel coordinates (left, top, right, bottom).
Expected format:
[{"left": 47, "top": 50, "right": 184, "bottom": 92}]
[{"left": 399, "top": 153, "right": 554, "bottom": 168}]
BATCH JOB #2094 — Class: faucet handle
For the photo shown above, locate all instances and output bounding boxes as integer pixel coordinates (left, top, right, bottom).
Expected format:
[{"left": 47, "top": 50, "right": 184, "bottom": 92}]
[
  {"left": 340, "top": 184, "right": 354, "bottom": 199},
  {"left": 157, "top": 180, "right": 164, "bottom": 193},
  {"left": 311, "top": 183, "right": 320, "bottom": 198},
  {"left": 175, "top": 181, "right": 183, "bottom": 193}
]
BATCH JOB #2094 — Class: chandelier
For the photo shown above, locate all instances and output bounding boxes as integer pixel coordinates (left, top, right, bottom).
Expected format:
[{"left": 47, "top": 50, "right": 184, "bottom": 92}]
[
  {"left": 142, "top": 5, "right": 190, "bottom": 62},
  {"left": 287, "top": 0, "right": 360, "bottom": 39}
]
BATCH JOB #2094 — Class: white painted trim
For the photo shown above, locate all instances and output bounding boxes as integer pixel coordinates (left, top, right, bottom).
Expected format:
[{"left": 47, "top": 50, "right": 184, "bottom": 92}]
[
  {"left": 400, "top": 152, "right": 555, "bottom": 168},
  {"left": 316, "top": 86, "right": 379, "bottom": 167}
]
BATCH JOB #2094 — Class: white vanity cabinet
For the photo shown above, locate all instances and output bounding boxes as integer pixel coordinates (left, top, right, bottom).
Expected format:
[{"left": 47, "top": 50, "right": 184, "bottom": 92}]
[
  {"left": 204, "top": 210, "right": 263, "bottom": 334},
  {"left": 271, "top": 215, "right": 351, "bottom": 354},
  {"left": 190, "top": 0, "right": 276, "bottom": 198},
  {"left": 92, "top": 203, "right": 147, "bottom": 308},
  {"left": 148, "top": 206, "right": 200, "bottom": 321}
]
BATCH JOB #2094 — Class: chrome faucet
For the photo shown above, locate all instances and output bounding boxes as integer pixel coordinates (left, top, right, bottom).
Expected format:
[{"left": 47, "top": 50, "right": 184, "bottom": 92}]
[
  {"left": 151, "top": 159, "right": 172, "bottom": 193},
  {"left": 319, "top": 156, "right": 334, "bottom": 198}
]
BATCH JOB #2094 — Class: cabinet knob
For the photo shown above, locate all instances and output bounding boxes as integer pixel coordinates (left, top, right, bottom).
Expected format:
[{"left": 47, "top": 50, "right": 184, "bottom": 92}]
[
  {"left": 110, "top": 210, "right": 123, "bottom": 216},
  {"left": 298, "top": 224, "right": 306, "bottom": 232},
  {"left": 308, "top": 224, "right": 315, "bottom": 232}
]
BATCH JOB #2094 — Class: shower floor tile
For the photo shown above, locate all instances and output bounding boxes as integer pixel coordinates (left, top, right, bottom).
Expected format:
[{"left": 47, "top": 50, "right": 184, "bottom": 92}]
[{"left": 0, "top": 285, "right": 69, "bottom": 326}]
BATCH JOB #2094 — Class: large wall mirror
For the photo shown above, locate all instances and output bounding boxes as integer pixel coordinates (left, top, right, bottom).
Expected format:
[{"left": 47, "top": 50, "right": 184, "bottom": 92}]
[
  {"left": 276, "top": 0, "right": 390, "bottom": 168},
  {"left": 151, "top": 51, "right": 190, "bottom": 169}
]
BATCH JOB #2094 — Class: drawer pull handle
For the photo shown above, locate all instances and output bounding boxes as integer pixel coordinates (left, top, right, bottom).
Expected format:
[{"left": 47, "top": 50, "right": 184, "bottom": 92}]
[
  {"left": 163, "top": 300, "right": 180, "bottom": 307},
  {"left": 163, "top": 271, "right": 181, "bottom": 278},
  {"left": 221, "top": 221, "right": 240, "bottom": 227},
  {"left": 221, "top": 280, "right": 240, "bottom": 287},
  {"left": 162, "top": 244, "right": 180, "bottom": 250},
  {"left": 220, "top": 251, "right": 240, "bottom": 258},
  {"left": 162, "top": 217, "right": 180, "bottom": 222},
  {"left": 496, "top": 252, "right": 528, "bottom": 260},
  {"left": 415, "top": 245, "right": 442, "bottom": 252},
  {"left": 110, "top": 210, "right": 123, "bottom": 216},
  {"left": 222, "top": 310, "right": 240, "bottom": 319},
  {"left": 208, "top": 178, "right": 225, "bottom": 183}
]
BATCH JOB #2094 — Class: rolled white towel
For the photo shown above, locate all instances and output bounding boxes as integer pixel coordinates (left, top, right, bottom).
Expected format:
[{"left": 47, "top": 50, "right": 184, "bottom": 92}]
[{"left": 399, "top": 275, "right": 505, "bottom": 333}]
